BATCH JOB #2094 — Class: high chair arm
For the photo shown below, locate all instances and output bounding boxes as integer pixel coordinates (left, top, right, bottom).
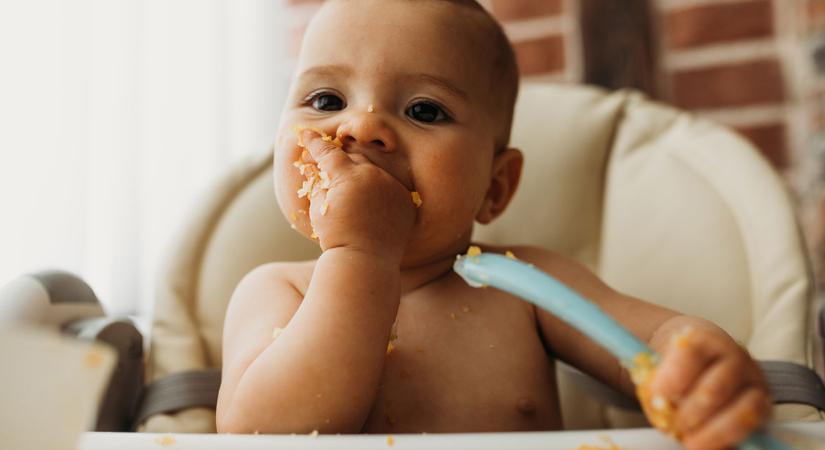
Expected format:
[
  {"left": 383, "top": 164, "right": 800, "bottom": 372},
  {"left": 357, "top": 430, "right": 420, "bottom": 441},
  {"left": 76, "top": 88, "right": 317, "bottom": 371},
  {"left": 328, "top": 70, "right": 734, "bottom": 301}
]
[
  {"left": 0, "top": 270, "right": 146, "bottom": 431},
  {"left": 65, "top": 316, "right": 145, "bottom": 431}
]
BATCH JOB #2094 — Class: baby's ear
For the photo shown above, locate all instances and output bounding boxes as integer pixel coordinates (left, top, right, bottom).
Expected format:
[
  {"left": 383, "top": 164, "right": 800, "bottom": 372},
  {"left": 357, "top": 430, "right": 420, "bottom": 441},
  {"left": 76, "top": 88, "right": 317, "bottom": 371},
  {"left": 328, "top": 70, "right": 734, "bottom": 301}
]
[{"left": 476, "top": 148, "right": 523, "bottom": 224}]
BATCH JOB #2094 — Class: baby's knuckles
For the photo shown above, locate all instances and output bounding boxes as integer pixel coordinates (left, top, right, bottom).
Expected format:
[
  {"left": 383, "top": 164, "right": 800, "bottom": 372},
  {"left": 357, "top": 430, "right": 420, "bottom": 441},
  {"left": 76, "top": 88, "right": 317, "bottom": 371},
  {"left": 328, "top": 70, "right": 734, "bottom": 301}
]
[{"left": 308, "top": 148, "right": 416, "bottom": 261}]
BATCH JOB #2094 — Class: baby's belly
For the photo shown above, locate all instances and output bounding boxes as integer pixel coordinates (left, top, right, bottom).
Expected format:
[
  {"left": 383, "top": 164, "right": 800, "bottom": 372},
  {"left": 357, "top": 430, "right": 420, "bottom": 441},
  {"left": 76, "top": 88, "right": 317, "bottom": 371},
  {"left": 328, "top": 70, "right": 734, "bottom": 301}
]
[{"left": 360, "top": 297, "right": 562, "bottom": 433}]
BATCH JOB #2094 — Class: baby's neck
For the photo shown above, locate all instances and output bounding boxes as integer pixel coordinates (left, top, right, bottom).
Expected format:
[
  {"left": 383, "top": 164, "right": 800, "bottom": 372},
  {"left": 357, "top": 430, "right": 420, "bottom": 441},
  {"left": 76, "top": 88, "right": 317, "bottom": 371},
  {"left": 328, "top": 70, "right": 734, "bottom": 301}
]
[{"left": 399, "top": 256, "right": 456, "bottom": 294}]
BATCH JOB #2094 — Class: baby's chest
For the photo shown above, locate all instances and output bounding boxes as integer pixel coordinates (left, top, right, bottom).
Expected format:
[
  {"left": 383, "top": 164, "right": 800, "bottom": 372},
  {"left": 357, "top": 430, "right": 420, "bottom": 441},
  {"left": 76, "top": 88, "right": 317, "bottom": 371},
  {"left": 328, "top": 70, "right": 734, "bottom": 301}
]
[{"left": 361, "top": 294, "right": 562, "bottom": 433}]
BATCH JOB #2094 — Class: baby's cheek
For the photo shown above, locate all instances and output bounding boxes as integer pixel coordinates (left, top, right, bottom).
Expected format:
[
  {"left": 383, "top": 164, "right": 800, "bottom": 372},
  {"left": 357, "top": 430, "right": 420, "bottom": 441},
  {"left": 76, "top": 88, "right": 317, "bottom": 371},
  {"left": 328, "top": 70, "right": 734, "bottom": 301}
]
[{"left": 273, "top": 150, "right": 313, "bottom": 237}]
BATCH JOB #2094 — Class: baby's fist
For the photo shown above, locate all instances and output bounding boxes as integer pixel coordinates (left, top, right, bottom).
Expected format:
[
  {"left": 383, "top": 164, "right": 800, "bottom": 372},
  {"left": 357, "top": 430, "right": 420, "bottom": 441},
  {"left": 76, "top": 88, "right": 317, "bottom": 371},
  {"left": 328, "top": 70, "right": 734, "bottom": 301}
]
[{"left": 649, "top": 326, "right": 771, "bottom": 450}]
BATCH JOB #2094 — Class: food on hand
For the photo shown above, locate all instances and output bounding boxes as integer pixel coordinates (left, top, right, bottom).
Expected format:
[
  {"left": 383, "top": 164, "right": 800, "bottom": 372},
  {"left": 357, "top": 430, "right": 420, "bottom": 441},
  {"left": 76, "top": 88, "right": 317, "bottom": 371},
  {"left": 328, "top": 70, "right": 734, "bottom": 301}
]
[{"left": 630, "top": 352, "right": 679, "bottom": 439}]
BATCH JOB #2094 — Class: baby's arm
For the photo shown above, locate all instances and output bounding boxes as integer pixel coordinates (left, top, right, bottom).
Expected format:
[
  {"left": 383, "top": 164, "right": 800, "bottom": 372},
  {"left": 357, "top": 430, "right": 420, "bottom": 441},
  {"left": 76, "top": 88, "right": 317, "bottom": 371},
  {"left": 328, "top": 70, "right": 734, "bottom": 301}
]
[
  {"left": 523, "top": 248, "right": 769, "bottom": 450},
  {"left": 216, "top": 131, "right": 416, "bottom": 434}
]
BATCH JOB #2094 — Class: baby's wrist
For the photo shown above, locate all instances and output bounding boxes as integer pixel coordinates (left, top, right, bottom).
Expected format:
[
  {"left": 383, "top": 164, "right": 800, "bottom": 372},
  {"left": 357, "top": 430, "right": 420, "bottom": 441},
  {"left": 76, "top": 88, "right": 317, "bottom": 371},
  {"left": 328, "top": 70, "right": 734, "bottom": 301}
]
[{"left": 323, "top": 243, "right": 405, "bottom": 267}]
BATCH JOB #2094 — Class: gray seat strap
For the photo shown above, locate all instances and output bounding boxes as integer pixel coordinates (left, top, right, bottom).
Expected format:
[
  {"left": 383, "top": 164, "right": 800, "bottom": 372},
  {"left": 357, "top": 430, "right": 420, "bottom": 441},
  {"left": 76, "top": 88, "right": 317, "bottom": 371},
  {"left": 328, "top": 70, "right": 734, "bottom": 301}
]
[
  {"left": 134, "top": 369, "right": 221, "bottom": 429},
  {"left": 759, "top": 361, "right": 825, "bottom": 411},
  {"left": 562, "top": 360, "right": 825, "bottom": 413},
  {"left": 134, "top": 361, "right": 825, "bottom": 428}
]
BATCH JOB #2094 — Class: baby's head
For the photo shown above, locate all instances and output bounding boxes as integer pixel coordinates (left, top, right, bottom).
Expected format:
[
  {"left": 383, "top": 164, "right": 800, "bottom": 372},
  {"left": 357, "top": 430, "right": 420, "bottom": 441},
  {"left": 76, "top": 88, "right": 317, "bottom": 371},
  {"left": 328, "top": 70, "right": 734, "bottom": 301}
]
[{"left": 275, "top": 0, "right": 523, "bottom": 264}]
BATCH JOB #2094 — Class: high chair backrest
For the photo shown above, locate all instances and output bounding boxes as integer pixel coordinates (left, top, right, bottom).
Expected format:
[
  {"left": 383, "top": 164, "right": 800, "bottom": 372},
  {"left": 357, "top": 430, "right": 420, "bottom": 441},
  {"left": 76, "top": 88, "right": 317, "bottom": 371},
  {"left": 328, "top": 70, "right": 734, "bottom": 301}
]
[{"left": 144, "top": 82, "right": 822, "bottom": 432}]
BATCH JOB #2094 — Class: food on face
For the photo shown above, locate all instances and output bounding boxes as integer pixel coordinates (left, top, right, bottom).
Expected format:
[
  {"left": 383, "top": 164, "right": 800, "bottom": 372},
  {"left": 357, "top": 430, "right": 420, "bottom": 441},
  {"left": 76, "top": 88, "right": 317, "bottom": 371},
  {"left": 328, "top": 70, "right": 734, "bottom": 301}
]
[
  {"left": 411, "top": 191, "right": 423, "bottom": 208},
  {"left": 272, "top": 327, "right": 283, "bottom": 340},
  {"left": 368, "top": 104, "right": 375, "bottom": 113}
]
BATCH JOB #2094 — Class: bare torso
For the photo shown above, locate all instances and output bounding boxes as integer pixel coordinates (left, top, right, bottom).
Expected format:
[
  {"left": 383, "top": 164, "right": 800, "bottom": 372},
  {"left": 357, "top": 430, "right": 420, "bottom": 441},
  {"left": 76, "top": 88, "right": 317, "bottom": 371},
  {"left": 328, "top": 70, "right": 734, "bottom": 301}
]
[{"left": 285, "top": 255, "right": 562, "bottom": 433}]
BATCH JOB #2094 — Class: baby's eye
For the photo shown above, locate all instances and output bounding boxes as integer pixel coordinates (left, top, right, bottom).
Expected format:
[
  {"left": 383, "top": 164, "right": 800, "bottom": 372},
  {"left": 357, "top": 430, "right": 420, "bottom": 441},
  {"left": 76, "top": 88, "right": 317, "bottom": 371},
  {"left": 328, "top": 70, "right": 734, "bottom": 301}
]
[
  {"left": 309, "top": 93, "right": 345, "bottom": 112},
  {"left": 406, "top": 101, "right": 449, "bottom": 124}
]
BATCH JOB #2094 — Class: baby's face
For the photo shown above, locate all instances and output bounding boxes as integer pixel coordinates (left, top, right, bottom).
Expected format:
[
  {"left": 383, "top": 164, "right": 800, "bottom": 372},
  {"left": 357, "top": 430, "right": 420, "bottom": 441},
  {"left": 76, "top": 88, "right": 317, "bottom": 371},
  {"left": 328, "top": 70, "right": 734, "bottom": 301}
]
[{"left": 274, "top": 0, "right": 505, "bottom": 265}]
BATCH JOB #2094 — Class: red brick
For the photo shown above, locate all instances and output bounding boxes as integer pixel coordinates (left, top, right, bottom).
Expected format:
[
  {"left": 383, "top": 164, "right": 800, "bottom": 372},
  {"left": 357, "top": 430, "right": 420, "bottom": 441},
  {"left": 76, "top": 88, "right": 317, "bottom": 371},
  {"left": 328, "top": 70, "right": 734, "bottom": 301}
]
[
  {"left": 665, "top": 0, "right": 773, "bottom": 49},
  {"left": 670, "top": 59, "right": 785, "bottom": 109},
  {"left": 733, "top": 123, "right": 788, "bottom": 168},
  {"left": 491, "top": 0, "right": 563, "bottom": 22},
  {"left": 513, "top": 35, "right": 565, "bottom": 75},
  {"left": 809, "top": 0, "right": 825, "bottom": 26}
]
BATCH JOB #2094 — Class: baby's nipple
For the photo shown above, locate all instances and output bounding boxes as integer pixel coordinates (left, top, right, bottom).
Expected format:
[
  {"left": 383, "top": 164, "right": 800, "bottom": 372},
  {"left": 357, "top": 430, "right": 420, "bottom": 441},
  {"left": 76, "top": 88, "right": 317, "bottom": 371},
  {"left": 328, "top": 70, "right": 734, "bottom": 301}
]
[{"left": 515, "top": 397, "right": 536, "bottom": 416}]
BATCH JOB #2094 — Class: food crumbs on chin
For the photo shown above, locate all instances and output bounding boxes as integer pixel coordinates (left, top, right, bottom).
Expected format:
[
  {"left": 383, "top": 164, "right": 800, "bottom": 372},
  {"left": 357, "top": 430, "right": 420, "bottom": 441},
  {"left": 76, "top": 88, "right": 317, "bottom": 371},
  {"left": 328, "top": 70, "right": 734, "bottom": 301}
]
[
  {"left": 321, "top": 201, "right": 329, "bottom": 216},
  {"left": 84, "top": 348, "right": 104, "bottom": 368},
  {"left": 411, "top": 191, "right": 423, "bottom": 208},
  {"left": 368, "top": 104, "right": 375, "bottom": 113},
  {"left": 272, "top": 327, "right": 284, "bottom": 340},
  {"left": 309, "top": 429, "right": 319, "bottom": 438},
  {"left": 449, "top": 312, "right": 456, "bottom": 320},
  {"left": 386, "top": 435, "right": 395, "bottom": 446},
  {"left": 461, "top": 305, "right": 471, "bottom": 313},
  {"left": 310, "top": 231, "right": 319, "bottom": 240},
  {"left": 466, "top": 245, "right": 482, "bottom": 257},
  {"left": 154, "top": 435, "right": 176, "bottom": 446},
  {"left": 386, "top": 341, "right": 395, "bottom": 355},
  {"left": 505, "top": 250, "right": 517, "bottom": 259}
]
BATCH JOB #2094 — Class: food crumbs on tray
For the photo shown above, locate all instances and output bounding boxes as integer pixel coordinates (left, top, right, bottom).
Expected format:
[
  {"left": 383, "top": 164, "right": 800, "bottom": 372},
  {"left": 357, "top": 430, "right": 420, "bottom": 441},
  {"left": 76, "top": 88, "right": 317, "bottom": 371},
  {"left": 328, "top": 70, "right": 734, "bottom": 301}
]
[
  {"left": 253, "top": 430, "right": 259, "bottom": 435},
  {"left": 505, "top": 250, "right": 517, "bottom": 259},
  {"left": 309, "top": 429, "right": 319, "bottom": 438},
  {"left": 466, "top": 245, "right": 482, "bottom": 257},
  {"left": 387, "top": 435, "right": 395, "bottom": 446},
  {"left": 154, "top": 435, "right": 176, "bottom": 446},
  {"left": 272, "top": 327, "right": 284, "bottom": 340},
  {"left": 411, "top": 191, "right": 423, "bottom": 208},
  {"left": 84, "top": 348, "right": 104, "bottom": 368}
]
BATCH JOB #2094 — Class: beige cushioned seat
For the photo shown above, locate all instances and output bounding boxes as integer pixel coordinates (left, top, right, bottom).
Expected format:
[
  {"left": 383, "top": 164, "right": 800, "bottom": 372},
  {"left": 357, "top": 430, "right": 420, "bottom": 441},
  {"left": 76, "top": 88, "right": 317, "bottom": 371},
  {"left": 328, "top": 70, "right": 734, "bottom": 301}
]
[{"left": 143, "top": 82, "right": 824, "bottom": 432}]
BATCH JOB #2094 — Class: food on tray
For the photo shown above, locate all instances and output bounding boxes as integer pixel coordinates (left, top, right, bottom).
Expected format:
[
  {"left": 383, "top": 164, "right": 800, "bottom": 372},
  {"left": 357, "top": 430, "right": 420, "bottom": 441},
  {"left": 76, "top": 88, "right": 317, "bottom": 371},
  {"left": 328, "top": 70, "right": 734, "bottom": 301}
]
[
  {"left": 466, "top": 245, "right": 482, "bottom": 257},
  {"left": 154, "top": 435, "right": 176, "bottom": 446}
]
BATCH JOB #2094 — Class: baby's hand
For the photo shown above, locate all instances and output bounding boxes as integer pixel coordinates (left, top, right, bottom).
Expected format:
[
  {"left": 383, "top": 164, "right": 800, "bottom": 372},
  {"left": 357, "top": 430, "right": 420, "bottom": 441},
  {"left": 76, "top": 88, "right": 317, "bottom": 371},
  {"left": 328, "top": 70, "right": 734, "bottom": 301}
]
[
  {"left": 648, "top": 327, "right": 771, "bottom": 450},
  {"left": 297, "top": 129, "right": 417, "bottom": 261}
]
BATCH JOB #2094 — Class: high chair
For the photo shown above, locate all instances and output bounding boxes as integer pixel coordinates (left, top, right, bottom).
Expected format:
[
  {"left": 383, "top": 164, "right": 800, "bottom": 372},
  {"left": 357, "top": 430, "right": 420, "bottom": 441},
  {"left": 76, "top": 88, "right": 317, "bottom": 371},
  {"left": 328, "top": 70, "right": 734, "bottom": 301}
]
[{"left": 5, "top": 81, "right": 823, "bottom": 433}]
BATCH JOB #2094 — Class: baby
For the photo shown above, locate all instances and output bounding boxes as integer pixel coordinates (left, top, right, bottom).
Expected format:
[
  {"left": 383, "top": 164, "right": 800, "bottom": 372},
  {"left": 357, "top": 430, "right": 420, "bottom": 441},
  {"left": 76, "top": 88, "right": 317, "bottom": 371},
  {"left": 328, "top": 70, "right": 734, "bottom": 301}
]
[{"left": 216, "top": 1, "right": 771, "bottom": 449}]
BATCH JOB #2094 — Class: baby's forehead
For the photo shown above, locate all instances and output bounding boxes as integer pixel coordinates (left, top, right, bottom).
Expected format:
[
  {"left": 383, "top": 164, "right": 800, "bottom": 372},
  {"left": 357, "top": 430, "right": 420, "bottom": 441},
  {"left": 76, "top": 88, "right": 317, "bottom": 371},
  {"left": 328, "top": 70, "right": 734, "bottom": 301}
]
[{"left": 300, "top": 0, "right": 500, "bottom": 91}]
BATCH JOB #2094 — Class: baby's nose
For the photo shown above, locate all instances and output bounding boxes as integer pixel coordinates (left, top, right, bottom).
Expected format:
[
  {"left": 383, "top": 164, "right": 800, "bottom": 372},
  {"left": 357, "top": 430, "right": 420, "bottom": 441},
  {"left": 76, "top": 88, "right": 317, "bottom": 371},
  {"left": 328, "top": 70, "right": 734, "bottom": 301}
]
[{"left": 337, "top": 110, "right": 398, "bottom": 153}]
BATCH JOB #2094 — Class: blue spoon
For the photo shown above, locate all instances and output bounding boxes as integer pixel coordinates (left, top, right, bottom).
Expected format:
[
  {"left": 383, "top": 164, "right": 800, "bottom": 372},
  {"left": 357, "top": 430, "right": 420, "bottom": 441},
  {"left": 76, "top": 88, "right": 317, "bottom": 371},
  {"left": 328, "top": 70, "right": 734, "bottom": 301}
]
[{"left": 453, "top": 251, "right": 792, "bottom": 450}]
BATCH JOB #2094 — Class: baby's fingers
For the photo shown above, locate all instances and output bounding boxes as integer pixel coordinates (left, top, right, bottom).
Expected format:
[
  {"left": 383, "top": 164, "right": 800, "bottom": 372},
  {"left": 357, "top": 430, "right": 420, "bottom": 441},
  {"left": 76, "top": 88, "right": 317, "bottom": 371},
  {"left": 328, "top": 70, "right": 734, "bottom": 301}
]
[
  {"left": 682, "top": 387, "right": 770, "bottom": 450},
  {"left": 675, "top": 356, "right": 745, "bottom": 435},
  {"left": 302, "top": 129, "right": 352, "bottom": 175},
  {"left": 652, "top": 331, "right": 715, "bottom": 400}
]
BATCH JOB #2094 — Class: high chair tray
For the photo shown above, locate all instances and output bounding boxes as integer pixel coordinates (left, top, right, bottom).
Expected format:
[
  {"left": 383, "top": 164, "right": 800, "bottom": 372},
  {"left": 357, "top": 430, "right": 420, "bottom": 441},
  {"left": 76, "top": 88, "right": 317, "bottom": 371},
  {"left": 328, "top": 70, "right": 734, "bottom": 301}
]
[{"left": 77, "top": 423, "right": 825, "bottom": 450}]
